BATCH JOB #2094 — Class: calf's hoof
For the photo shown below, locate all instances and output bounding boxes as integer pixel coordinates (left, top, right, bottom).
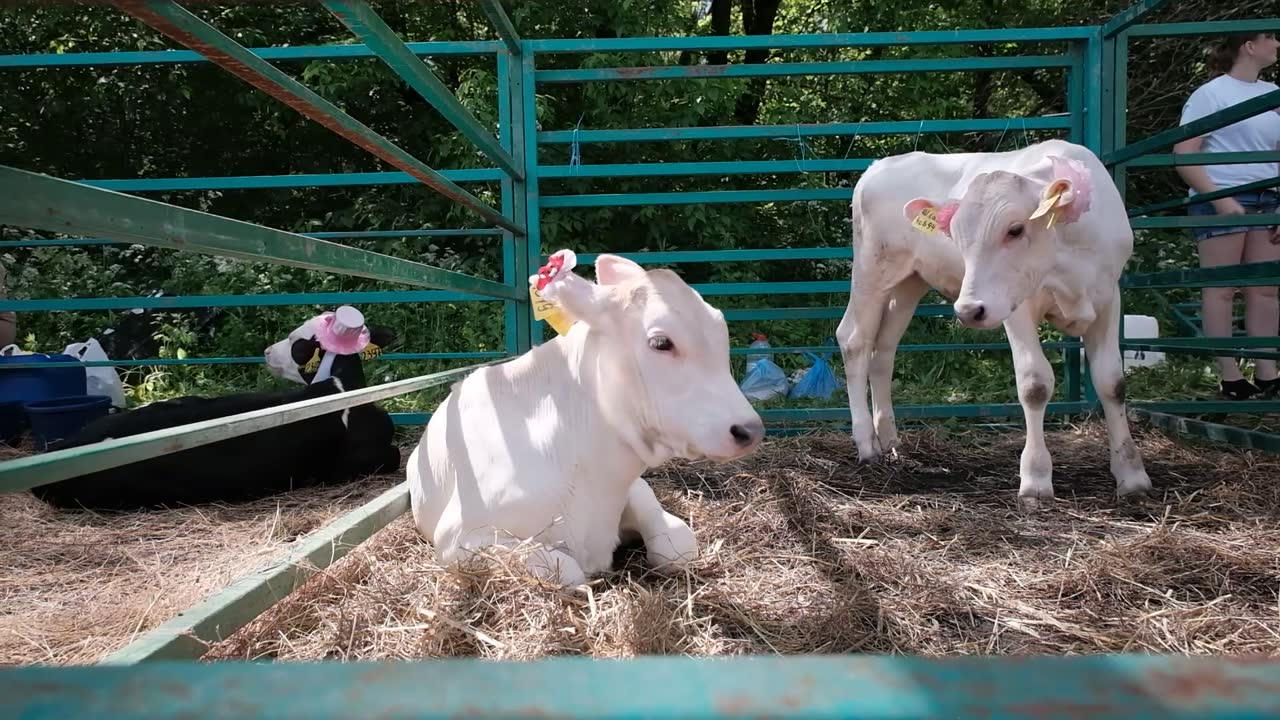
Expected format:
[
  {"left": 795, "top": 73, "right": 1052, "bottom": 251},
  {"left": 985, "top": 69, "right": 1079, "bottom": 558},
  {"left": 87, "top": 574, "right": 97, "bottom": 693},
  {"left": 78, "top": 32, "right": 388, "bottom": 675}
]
[{"left": 1017, "top": 487, "right": 1054, "bottom": 513}]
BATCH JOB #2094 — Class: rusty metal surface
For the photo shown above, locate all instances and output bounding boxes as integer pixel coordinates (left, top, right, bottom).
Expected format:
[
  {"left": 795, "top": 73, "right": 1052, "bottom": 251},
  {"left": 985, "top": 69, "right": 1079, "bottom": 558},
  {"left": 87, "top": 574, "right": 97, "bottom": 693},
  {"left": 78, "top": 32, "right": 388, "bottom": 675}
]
[{"left": 3, "top": 654, "right": 1280, "bottom": 718}]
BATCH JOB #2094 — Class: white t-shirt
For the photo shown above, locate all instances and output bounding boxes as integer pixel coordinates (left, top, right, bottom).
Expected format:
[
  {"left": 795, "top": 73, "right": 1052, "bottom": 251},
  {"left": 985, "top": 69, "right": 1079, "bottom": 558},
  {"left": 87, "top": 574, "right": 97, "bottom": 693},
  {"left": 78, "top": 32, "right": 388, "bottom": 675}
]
[{"left": 1178, "top": 74, "right": 1280, "bottom": 196}]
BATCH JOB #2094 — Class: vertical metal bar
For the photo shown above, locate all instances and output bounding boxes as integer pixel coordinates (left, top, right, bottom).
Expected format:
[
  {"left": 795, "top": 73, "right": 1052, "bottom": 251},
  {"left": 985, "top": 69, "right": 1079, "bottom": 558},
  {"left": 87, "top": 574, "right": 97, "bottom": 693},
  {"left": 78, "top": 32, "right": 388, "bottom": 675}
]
[
  {"left": 519, "top": 48, "right": 544, "bottom": 344},
  {"left": 498, "top": 51, "right": 531, "bottom": 355},
  {"left": 1081, "top": 29, "right": 1105, "bottom": 406},
  {"left": 474, "top": 0, "right": 522, "bottom": 56},
  {"left": 1112, "top": 31, "right": 1130, "bottom": 205},
  {"left": 1063, "top": 41, "right": 1084, "bottom": 404}
]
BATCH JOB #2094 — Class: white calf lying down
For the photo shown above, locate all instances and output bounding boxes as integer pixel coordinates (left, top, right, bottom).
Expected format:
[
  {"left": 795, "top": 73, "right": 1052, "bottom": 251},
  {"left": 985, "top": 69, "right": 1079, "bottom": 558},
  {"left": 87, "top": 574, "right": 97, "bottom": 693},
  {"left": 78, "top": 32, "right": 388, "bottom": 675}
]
[
  {"left": 407, "top": 250, "right": 765, "bottom": 586},
  {"left": 837, "top": 139, "right": 1151, "bottom": 508}
]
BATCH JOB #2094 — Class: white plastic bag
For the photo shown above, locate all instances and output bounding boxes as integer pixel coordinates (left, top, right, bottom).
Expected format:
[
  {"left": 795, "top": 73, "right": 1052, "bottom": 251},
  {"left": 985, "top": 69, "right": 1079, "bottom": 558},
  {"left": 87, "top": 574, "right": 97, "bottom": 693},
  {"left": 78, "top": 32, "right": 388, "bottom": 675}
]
[
  {"left": 63, "top": 338, "right": 127, "bottom": 407},
  {"left": 0, "top": 344, "right": 32, "bottom": 357}
]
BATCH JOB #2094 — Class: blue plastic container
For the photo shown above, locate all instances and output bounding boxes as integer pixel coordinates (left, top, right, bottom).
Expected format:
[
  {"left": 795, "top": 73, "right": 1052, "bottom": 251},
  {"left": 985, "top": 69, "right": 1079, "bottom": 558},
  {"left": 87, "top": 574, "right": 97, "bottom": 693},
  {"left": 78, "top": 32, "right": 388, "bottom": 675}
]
[
  {"left": 0, "top": 400, "right": 24, "bottom": 447},
  {"left": 0, "top": 353, "right": 88, "bottom": 408},
  {"left": 24, "top": 395, "right": 112, "bottom": 451}
]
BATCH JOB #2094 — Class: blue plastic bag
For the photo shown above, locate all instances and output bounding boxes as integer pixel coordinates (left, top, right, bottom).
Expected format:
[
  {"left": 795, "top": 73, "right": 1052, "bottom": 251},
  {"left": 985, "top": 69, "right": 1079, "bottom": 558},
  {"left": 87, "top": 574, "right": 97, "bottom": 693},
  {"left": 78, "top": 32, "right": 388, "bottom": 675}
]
[{"left": 788, "top": 351, "right": 839, "bottom": 400}]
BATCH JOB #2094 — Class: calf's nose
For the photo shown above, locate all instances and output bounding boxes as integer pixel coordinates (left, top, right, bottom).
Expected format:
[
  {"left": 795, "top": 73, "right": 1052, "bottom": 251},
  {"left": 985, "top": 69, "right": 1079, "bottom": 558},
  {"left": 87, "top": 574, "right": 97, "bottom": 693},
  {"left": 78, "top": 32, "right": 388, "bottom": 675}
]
[
  {"left": 730, "top": 419, "right": 766, "bottom": 448},
  {"left": 954, "top": 300, "right": 986, "bottom": 327}
]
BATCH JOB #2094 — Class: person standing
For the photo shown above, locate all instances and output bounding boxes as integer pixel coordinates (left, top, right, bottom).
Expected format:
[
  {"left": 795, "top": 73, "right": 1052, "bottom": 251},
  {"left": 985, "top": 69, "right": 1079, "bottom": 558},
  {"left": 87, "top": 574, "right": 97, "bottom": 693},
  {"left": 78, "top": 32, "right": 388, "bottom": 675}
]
[{"left": 1173, "top": 31, "right": 1280, "bottom": 400}]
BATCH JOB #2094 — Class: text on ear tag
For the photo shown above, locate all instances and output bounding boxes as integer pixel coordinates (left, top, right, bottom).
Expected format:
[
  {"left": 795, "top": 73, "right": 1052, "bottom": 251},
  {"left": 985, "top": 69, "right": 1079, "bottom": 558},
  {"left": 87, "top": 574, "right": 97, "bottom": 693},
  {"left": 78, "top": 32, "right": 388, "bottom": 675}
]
[
  {"left": 530, "top": 284, "right": 574, "bottom": 335},
  {"left": 912, "top": 207, "right": 940, "bottom": 234}
]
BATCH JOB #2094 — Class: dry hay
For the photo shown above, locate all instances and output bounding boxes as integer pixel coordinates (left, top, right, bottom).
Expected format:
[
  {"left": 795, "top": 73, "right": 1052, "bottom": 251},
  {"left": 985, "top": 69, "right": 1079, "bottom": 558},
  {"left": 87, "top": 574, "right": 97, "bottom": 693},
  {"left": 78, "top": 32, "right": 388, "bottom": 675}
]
[
  {"left": 0, "top": 444, "right": 406, "bottom": 666},
  {"left": 193, "top": 421, "right": 1280, "bottom": 662}
]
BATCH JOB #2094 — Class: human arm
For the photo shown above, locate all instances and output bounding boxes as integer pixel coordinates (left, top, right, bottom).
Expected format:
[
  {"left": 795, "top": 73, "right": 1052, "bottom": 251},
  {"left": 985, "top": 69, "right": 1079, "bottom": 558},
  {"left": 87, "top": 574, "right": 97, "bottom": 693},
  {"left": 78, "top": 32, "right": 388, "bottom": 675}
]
[{"left": 1172, "top": 135, "right": 1246, "bottom": 215}]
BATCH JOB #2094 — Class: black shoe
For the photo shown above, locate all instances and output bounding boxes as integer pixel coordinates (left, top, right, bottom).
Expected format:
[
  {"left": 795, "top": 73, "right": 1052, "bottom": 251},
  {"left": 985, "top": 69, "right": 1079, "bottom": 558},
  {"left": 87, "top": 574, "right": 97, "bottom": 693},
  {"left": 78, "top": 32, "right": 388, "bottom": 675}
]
[
  {"left": 1255, "top": 376, "right": 1280, "bottom": 399},
  {"left": 1220, "top": 378, "right": 1261, "bottom": 400}
]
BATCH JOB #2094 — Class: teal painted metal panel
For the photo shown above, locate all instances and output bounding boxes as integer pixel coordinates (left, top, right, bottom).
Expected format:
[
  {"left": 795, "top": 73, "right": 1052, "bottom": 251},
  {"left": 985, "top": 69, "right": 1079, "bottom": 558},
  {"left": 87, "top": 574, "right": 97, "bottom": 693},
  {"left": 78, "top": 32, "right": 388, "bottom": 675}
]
[
  {"left": 320, "top": 0, "right": 520, "bottom": 179},
  {"left": 538, "top": 117, "right": 1072, "bottom": 144},
  {"left": 108, "top": 0, "right": 521, "bottom": 234},
  {"left": 475, "top": 0, "right": 522, "bottom": 55},
  {"left": 1121, "top": 342, "right": 1280, "bottom": 361},
  {"left": 1083, "top": 30, "right": 1104, "bottom": 154},
  {"left": 1125, "top": 150, "right": 1280, "bottom": 167},
  {"left": 537, "top": 55, "right": 1072, "bottom": 83},
  {"left": 1135, "top": 409, "right": 1280, "bottom": 453},
  {"left": 0, "top": 364, "right": 495, "bottom": 494},
  {"left": 9, "top": 654, "right": 1280, "bottom": 717},
  {"left": 85, "top": 169, "right": 504, "bottom": 193},
  {"left": 542, "top": 188, "right": 851, "bottom": 208},
  {"left": 1128, "top": 18, "right": 1280, "bottom": 37},
  {"left": 1131, "top": 213, "right": 1280, "bottom": 230},
  {"left": 1101, "top": 0, "right": 1170, "bottom": 38},
  {"left": 1119, "top": 336, "right": 1280, "bottom": 349},
  {"left": 540, "top": 158, "right": 872, "bottom": 179},
  {"left": 1129, "top": 176, "right": 1280, "bottom": 217},
  {"left": 0, "top": 166, "right": 523, "bottom": 300},
  {"left": 1106, "top": 88, "right": 1280, "bottom": 165},
  {"left": 0, "top": 40, "right": 503, "bottom": 68},
  {"left": 526, "top": 27, "right": 1094, "bottom": 53}
]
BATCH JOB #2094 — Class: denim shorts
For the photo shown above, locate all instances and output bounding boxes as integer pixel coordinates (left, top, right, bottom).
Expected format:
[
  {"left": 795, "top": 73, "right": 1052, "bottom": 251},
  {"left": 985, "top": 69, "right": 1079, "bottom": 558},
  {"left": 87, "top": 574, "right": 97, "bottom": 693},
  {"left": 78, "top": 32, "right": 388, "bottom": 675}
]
[{"left": 1187, "top": 189, "right": 1280, "bottom": 242}]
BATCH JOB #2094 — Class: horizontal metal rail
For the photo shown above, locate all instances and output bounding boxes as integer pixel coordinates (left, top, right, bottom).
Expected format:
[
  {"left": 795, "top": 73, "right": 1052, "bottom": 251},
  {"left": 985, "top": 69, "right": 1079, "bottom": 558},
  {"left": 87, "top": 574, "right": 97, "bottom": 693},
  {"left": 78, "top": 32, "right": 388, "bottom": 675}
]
[
  {"left": 0, "top": 362, "right": 497, "bottom": 494},
  {"left": 1105, "top": 88, "right": 1280, "bottom": 166},
  {"left": 1130, "top": 213, "right": 1280, "bottom": 230},
  {"left": 0, "top": 290, "right": 485, "bottom": 312},
  {"left": 561, "top": 247, "right": 852, "bottom": 264},
  {"left": 1134, "top": 409, "right": 1280, "bottom": 453},
  {"left": 1122, "top": 260, "right": 1280, "bottom": 289},
  {"left": 7, "top": 654, "right": 1275, "bottom": 716},
  {"left": 539, "top": 158, "right": 872, "bottom": 179},
  {"left": 538, "top": 116, "right": 1072, "bottom": 144},
  {"left": 0, "top": 40, "right": 504, "bottom": 68},
  {"left": 525, "top": 27, "right": 1095, "bottom": 53},
  {"left": 83, "top": 168, "right": 505, "bottom": 192},
  {"left": 100, "top": 482, "right": 411, "bottom": 664},
  {"left": 107, "top": 0, "right": 521, "bottom": 234},
  {"left": 320, "top": 0, "right": 521, "bottom": 179},
  {"left": 542, "top": 188, "right": 852, "bottom": 208},
  {"left": 1121, "top": 342, "right": 1280, "bottom": 361},
  {"left": 1, "top": 166, "right": 523, "bottom": 300},
  {"left": 1124, "top": 150, "right": 1280, "bottom": 168},
  {"left": 3, "top": 228, "right": 504, "bottom": 248},
  {"left": 1127, "top": 18, "right": 1280, "bottom": 37},
  {"left": 1128, "top": 176, "right": 1280, "bottom": 217},
  {"left": 537, "top": 55, "right": 1072, "bottom": 83}
]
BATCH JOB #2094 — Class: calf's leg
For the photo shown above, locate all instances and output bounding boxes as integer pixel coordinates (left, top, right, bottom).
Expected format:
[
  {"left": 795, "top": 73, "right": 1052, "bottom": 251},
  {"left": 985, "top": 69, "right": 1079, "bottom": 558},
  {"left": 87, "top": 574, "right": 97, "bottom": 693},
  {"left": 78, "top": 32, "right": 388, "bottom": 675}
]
[
  {"left": 837, "top": 279, "right": 889, "bottom": 462},
  {"left": 618, "top": 477, "right": 697, "bottom": 570},
  {"left": 1083, "top": 297, "right": 1152, "bottom": 498},
  {"left": 1004, "top": 306, "right": 1056, "bottom": 509},
  {"left": 449, "top": 529, "right": 587, "bottom": 587},
  {"left": 868, "top": 274, "right": 930, "bottom": 458}
]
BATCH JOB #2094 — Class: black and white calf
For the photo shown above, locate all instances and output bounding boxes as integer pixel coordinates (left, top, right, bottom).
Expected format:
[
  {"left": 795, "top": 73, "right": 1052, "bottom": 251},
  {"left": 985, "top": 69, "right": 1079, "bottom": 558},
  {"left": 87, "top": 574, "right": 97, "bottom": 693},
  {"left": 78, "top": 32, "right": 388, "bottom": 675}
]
[{"left": 31, "top": 306, "right": 401, "bottom": 511}]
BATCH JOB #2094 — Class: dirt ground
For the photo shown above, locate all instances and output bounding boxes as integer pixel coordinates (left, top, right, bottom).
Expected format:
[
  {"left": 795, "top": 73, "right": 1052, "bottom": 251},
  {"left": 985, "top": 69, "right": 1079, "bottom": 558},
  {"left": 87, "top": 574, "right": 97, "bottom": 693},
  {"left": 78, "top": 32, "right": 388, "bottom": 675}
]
[{"left": 4, "top": 421, "right": 1279, "bottom": 665}]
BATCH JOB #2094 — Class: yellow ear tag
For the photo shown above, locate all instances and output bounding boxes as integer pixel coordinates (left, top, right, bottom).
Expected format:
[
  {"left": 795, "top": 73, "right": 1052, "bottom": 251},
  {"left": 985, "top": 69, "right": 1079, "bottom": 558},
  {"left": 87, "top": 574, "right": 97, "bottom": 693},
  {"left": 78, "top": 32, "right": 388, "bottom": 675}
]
[
  {"left": 530, "top": 284, "right": 575, "bottom": 336},
  {"left": 359, "top": 344, "right": 383, "bottom": 361},
  {"left": 911, "top": 206, "right": 940, "bottom": 234},
  {"left": 1030, "top": 190, "right": 1062, "bottom": 221}
]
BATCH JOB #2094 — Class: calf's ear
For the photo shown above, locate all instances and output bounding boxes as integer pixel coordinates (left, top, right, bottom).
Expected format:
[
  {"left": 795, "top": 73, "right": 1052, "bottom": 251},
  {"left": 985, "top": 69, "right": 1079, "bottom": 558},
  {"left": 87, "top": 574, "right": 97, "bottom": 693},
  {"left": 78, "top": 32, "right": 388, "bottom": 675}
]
[
  {"left": 903, "top": 197, "right": 960, "bottom": 237},
  {"left": 531, "top": 249, "right": 616, "bottom": 328},
  {"left": 594, "top": 254, "right": 646, "bottom": 286}
]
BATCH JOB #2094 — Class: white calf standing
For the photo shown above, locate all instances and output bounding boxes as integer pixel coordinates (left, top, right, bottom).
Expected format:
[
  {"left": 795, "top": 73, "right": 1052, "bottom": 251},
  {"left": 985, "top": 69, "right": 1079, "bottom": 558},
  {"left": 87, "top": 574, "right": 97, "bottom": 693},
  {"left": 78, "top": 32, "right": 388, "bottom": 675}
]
[
  {"left": 836, "top": 139, "right": 1152, "bottom": 509},
  {"left": 408, "top": 250, "right": 765, "bottom": 586}
]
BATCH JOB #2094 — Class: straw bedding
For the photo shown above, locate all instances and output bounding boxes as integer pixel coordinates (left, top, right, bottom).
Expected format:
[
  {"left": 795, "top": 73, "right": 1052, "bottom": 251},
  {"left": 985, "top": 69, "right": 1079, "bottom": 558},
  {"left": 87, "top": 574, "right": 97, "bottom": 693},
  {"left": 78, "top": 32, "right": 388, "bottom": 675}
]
[{"left": 4, "top": 421, "right": 1280, "bottom": 666}]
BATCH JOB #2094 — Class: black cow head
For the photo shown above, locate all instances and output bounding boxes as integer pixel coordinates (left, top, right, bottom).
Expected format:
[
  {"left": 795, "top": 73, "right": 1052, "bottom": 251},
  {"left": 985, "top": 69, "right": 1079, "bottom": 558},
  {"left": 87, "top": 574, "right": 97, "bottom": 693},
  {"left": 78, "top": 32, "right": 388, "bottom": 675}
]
[{"left": 263, "top": 306, "right": 395, "bottom": 391}]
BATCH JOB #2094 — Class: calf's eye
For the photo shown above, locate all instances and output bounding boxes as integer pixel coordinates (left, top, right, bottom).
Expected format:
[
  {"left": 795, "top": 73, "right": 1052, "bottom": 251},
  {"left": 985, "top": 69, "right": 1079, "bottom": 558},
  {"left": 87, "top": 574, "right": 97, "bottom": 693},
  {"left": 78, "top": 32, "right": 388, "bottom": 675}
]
[
  {"left": 648, "top": 336, "right": 675, "bottom": 352},
  {"left": 1008, "top": 223, "right": 1025, "bottom": 238}
]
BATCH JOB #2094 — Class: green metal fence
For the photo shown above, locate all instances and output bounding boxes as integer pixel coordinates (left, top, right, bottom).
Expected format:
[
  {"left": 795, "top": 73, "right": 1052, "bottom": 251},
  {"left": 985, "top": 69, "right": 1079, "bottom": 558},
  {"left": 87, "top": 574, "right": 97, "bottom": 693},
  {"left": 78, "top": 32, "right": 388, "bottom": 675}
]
[{"left": 2, "top": 0, "right": 1280, "bottom": 715}]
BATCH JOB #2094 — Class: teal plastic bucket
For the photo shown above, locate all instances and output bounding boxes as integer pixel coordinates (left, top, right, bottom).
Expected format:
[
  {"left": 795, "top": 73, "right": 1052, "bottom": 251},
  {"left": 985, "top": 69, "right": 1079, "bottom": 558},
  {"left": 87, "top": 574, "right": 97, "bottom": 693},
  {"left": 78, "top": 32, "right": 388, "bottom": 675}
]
[{"left": 24, "top": 395, "right": 112, "bottom": 451}]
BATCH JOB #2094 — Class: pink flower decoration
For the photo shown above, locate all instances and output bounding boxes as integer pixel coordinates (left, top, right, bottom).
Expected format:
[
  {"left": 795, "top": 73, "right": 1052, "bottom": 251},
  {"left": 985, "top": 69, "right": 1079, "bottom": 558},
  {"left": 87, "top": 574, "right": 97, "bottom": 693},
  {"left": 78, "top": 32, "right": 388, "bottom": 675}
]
[{"left": 1048, "top": 155, "right": 1094, "bottom": 224}]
